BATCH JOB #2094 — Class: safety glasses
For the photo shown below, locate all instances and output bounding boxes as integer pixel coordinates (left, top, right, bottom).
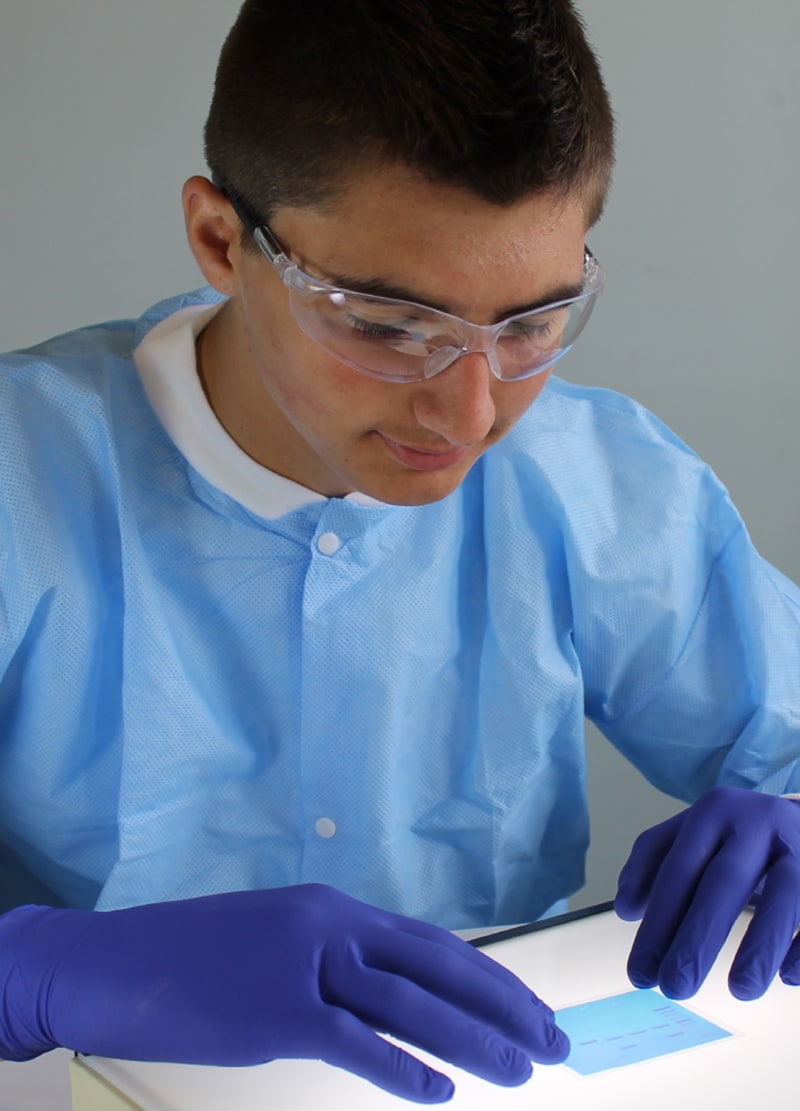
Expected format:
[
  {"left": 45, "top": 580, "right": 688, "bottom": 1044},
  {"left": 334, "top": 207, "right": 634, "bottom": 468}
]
[
  {"left": 250, "top": 218, "right": 604, "bottom": 384},
  {"left": 207, "top": 166, "right": 600, "bottom": 386}
]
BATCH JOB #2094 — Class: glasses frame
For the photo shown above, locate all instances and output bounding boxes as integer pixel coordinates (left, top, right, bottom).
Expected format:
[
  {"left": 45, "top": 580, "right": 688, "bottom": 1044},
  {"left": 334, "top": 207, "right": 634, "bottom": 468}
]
[{"left": 222, "top": 186, "right": 605, "bottom": 383}]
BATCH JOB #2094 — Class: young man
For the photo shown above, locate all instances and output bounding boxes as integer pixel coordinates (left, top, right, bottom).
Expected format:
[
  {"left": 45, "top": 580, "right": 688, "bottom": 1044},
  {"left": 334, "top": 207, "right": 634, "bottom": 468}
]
[{"left": 1, "top": 0, "right": 799, "bottom": 1102}]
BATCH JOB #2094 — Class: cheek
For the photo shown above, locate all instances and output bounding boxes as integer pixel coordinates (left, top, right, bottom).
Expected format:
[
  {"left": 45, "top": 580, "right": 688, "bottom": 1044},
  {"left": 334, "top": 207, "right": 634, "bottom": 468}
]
[
  {"left": 239, "top": 287, "right": 407, "bottom": 433},
  {"left": 246, "top": 307, "right": 331, "bottom": 416},
  {"left": 259, "top": 331, "right": 389, "bottom": 431}
]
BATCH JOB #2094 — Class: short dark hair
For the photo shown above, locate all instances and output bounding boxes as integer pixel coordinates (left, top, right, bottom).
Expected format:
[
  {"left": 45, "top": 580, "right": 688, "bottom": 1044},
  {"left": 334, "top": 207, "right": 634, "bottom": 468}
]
[{"left": 204, "top": 0, "right": 614, "bottom": 237}]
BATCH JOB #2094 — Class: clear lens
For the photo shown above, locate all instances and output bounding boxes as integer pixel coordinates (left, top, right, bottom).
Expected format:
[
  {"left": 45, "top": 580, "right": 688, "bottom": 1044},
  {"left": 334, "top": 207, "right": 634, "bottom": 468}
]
[
  {"left": 289, "top": 289, "right": 459, "bottom": 380},
  {"left": 262, "top": 237, "right": 604, "bottom": 383},
  {"left": 289, "top": 282, "right": 600, "bottom": 382}
]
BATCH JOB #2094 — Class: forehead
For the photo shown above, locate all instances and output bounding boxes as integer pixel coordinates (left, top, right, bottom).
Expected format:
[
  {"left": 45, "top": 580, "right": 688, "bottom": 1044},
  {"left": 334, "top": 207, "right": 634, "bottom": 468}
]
[{"left": 269, "top": 163, "right": 592, "bottom": 319}]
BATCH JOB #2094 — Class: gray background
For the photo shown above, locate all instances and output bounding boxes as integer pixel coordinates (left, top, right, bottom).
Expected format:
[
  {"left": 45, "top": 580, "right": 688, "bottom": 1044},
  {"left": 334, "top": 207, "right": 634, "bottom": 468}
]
[{"left": 1, "top": 1, "right": 798, "bottom": 908}]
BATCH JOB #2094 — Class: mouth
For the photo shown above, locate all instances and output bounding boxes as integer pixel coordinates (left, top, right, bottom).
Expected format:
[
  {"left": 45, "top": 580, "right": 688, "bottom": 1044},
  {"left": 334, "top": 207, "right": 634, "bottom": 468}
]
[{"left": 376, "top": 433, "right": 471, "bottom": 472}]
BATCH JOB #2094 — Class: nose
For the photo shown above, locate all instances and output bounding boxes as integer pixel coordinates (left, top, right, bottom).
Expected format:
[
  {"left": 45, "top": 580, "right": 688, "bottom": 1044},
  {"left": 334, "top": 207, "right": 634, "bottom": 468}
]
[{"left": 412, "top": 350, "right": 497, "bottom": 446}]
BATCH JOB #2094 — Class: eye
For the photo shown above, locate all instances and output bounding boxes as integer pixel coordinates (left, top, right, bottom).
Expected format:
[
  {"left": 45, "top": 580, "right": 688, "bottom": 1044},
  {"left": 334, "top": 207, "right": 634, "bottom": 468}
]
[
  {"left": 343, "top": 315, "right": 412, "bottom": 341},
  {"left": 338, "top": 312, "right": 440, "bottom": 360},
  {"left": 502, "top": 320, "right": 553, "bottom": 342},
  {"left": 501, "top": 309, "right": 566, "bottom": 345},
  {"left": 516, "top": 320, "right": 553, "bottom": 338}
]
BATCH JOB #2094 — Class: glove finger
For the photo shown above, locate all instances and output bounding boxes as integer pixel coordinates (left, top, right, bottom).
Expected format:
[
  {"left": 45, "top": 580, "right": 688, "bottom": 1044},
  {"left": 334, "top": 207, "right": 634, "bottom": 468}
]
[
  {"left": 615, "top": 811, "right": 686, "bottom": 920},
  {"left": 632, "top": 840, "right": 766, "bottom": 998},
  {"left": 780, "top": 929, "right": 800, "bottom": 987},
  {"left": 358, "top": 928, "right": 559, "bottom": 1057},
  {"left": 322, "top": 1009, "right": 455, "bottom": 1104},
  {"left": 624, "top": 816, "right": 725, "bottom": 987},
  {"left": 328, "top": 962, "right": 566, "bottom": 1085},
  {"left": 728, "top": 855, "right": 800, "bottom": 999},
  {"left": 658, "top": 847, "right": 764, "bottom": 998}
]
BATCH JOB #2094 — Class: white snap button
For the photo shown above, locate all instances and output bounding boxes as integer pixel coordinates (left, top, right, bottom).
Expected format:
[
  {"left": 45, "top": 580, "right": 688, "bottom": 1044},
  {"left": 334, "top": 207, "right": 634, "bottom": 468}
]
[
  {"left": 317, "top": 532, "right": 341, "bottom": 555},
  {"left": 314, "top": 817, "right": 337, "bottom": 839}
]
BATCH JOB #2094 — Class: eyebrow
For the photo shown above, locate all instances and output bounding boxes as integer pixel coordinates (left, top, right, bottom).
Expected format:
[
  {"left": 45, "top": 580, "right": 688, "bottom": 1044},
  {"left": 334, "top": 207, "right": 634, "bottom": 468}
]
[{"left": 320, "top": 269, "right": 587, "bottom": 322}]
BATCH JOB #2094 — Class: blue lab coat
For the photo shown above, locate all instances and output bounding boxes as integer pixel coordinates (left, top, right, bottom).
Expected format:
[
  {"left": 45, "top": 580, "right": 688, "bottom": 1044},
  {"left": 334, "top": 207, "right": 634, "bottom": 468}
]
[{"left": 1, "top": 288, "right": 798, "bottom": 926}]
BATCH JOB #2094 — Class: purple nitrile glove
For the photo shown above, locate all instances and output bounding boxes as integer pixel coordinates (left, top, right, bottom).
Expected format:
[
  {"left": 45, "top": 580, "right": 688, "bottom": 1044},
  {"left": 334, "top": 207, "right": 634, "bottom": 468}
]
[
  {"left": 0, "top": 883, "right": 569, "bottom": 1103},
  {"left": 616, "top": 786, "right": 800, "bottom": 1001}
]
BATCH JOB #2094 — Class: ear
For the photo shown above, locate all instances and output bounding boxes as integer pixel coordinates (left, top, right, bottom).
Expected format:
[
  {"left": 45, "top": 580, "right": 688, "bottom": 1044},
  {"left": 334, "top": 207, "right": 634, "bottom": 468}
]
[{"left": 181, "top": 176, "right": 242, "bottom": 296}]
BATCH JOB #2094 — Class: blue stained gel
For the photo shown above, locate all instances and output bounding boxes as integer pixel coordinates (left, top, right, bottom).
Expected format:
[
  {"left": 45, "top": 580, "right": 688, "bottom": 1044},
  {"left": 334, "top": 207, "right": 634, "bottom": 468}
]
[{"left": 556, "top": 989, "right": 732, "bottom": 1076}]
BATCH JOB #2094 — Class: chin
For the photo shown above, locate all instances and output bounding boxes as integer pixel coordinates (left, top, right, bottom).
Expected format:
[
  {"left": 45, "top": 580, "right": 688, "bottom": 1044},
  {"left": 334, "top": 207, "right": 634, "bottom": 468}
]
[{"left": 360, "top": 464, "right": 475, "bottom": 507}]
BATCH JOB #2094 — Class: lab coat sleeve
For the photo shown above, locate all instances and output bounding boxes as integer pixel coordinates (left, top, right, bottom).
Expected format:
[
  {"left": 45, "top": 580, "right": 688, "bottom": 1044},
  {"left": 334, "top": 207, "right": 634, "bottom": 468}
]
[{"left": 574, "top": 436, "right": 800, "bottom": 802}]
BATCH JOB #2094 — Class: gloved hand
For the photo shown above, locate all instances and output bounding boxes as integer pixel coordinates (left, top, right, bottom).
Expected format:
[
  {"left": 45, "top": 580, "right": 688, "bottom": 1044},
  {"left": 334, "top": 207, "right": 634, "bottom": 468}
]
[
  {"left": 0, "top": 883, "right": 568, "bottom": 1102},
  {"left": 615, "top": 786, "right": 800, "bottom": 1001}
]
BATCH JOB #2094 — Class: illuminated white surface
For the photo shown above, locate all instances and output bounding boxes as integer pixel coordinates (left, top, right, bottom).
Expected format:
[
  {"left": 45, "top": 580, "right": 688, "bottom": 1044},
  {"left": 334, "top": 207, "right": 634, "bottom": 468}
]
[
  {"left": 3, "top": 1049, "right": 72, "bottom": 1111},
  {"left": 76, "top": 909, "right": 797, "bottom": 1110}
]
